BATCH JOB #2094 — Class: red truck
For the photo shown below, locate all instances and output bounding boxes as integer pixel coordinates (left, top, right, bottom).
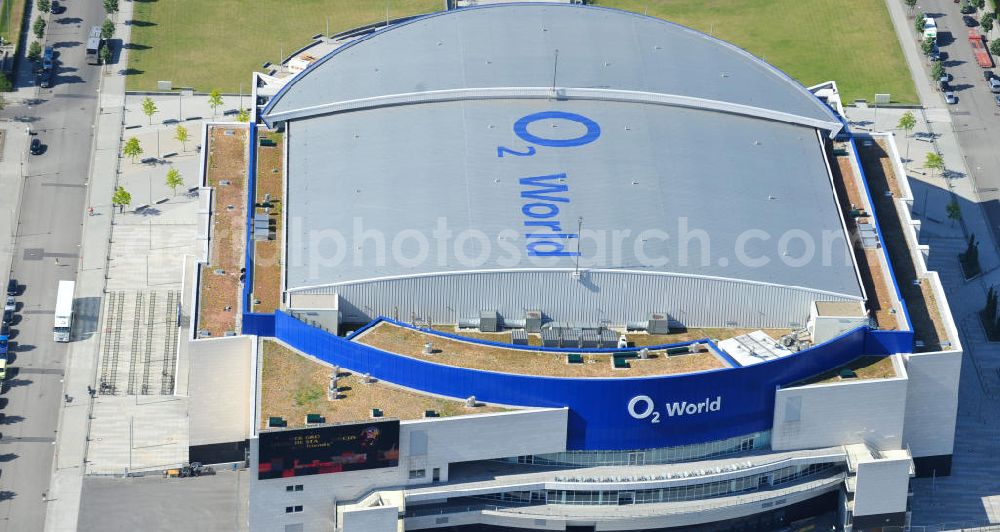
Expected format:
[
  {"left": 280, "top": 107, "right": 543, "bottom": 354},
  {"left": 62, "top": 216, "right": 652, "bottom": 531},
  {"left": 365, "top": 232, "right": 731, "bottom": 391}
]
[{"left": 969, "top": 29, "right": 994, "bottom": 68}]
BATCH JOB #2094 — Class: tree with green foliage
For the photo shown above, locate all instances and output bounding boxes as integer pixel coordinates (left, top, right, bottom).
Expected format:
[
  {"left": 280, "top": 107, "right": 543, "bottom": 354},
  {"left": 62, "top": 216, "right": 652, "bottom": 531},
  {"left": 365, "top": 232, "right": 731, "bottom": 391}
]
[
  {"left": 111, "top": 186, "right": 132, "bottom": 213},
  {"left": 236, "top": 108, "right": 250, "bottom": 123},
  {"left": 991, "top": 39, "right": 1000, "bottom": 57},
  {"left": 141, "top": 97, "right": 157, "bottom": 125},
  {"left": 0, "top": 95, "right": 6, "bottom": 112},
  {"left": 897, "top": 112, "right": 916, "bottom": 137},
  {"left": 165, "top": 167, "right": 183, "bottom": 195},
  {"left": 977, "top": 0, "right": 986, "bottom": 9},
  {"left": 0, "top": 74, "right": 11, "bottom": 93},
  {"left": 207, "top": 89, "right": 223, "bottom": 118},
  {"left": 916, "top": 13, "right": 926, "bottom": 33},
  {"left": 931, "top": 60, "right": 945, "bottom": 81},
  {"left": 27, "top": 41, "right": 42, "bottom": 63},
  {"left": 947, "top": 199, "right": 963, "bottom": 225},
  {"left": 36, "top": 0, "right": 50, "bottom": 13},
  {"left": 925, "top": 151, "right": 945, "bottom": 177},
  {"left": 897, "top": 111, "right": 917, "bottom": 162},
  {"left": 174, "top": 125, "right": 189, "bottom": 151},
  {"left": 922, "top": 36, "right": 936, "bottom": 56},
  {"left": 32, "top": 18, "right": 45, "bottom": 39},
  {"left": 99, "top": 45, "right": 111, "bottom": 68},
  {"left": 122, "top": 136, "right": 143, "bottom": 162},
  {"left": 101, "top": 18, "right": 114, "bottom": 40},
  {"left": 904, "top": 0, "right": 917, "bottom": 12},
  {"left": 983, "top": 12, "right": 995, "bottom": 33},
  {"left": 103, "top": 0, "right": 118, "bottom": 16}
]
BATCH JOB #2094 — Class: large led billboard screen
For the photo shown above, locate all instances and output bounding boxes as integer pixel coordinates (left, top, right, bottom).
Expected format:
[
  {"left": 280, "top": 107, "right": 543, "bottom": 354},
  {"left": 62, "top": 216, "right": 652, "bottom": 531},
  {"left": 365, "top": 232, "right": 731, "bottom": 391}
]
[{"left": 258, "top": 420, "right": 400, "bottom": 479}]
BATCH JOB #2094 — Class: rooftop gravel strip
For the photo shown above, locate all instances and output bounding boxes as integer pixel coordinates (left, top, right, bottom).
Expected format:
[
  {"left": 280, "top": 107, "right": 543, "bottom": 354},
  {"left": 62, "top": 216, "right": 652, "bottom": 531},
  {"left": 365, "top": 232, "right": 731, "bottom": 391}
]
[{"left": 354, "top": 322, "right": 728, "bottom": 378}]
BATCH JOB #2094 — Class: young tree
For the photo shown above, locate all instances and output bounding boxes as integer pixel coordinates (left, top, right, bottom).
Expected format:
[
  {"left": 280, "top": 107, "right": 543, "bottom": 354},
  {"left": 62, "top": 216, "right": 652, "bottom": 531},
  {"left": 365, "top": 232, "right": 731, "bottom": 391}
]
[
  {"left": 103, "top": 0, "right": 118, "bottom": 16},
  {"left": 36, "top": 0, "right": 50, "bottom": 13},
  {"left": 122, "top": 136, "right": 143, "bottom": 162},
  {"left": 978, "top": 0, "right": 986, "bottom": 9},
  {"left": 916, "top": 13, "right": 926, "bottom": 33},
  {"left": 207, "top": 89, "right": 223, "bottom": 118},
  {"left": 925, "top": 151, "right": 945, "bottom": 177},
  {"left": 141, "top": 96, "right": 157, "bottom": 125},
  {"left": 931, "top": 60, "right": 945, "bottom": 81},
  {"left": 0, "top": 74, "right": 11, "bottom": 92},
  {"left": 101, "top": 18, "right": 115, "bottom": 40},
  {"left": 27, "top": 41, "right": 42, "bottom": 63},
  {"left": 111, "top": 186, "right": 132, "bottom": 213},
  {"left": 99, "top": 45, "right": 111, "bottom": 70},
  {"left": 236, "top": 107, "right": 250, "bottom": 123},
  {"left": 897, "top": 111, "right": 917, "bottom": 162},
  {"left": 897, "top": 112, "right": 917, "bottom": 136},
  {"left": 921, "top": 36, "right": 936, "bottom": 56},
  {"left": 947, "top": 199, "right": 962, "bottom": 225},
  {"left": 904, "top": 0, "right": 917, "bottom": 12},
  {"left": 991, "top": 39, "right": 1000, "bottom": 57},
  {"left": 0, "top": 95, "right": 6, "bottom": 112},
  {"left": 165, "top": 167, "right": 183, "bottom": 195},
  {"left": 174, "top": 124, "right": 189, "bottom": 151},
  {"left": 983, "top": 13, "right": 995, "bottom": 33},
  {"left": 32, "top": 18, "right": 45, "bottom": 39}
]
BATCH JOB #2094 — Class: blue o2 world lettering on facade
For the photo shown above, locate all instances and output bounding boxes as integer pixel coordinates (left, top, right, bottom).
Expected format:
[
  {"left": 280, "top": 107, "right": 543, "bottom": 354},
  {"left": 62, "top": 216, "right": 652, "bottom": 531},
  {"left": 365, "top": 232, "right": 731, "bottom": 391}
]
[{"left": 498, "top": 111, "right": 602, "bottom": 257}]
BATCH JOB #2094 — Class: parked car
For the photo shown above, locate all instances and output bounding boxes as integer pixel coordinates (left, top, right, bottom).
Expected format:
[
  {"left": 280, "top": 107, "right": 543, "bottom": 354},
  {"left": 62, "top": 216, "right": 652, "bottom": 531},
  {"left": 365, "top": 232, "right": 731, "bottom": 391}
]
[
  {"left": 38, "top": 68, "right": 52, "bottom": 89},
  {"left": 994, "top": 94, "right": 1000, "bottom": 107},
  {"left": 29, "top": 138, "right": 42, "bottom": 155},
  {"left": 1, "top": 310, "right": 11, "bottom": 326},
  {"left": 5, "top": 279, "right": 15, "bottom": 296},
  {"left": 986, "top": 70, "right": 996, "bottom": 81},
  {"left": 51, "top": 0, "right": 63, "bottom": 14},
  {"left": 989, "top": 77, "right": 1000, "bottom": 93},
  {"left": 3, "top": 297, "right": 13, "bottom": 313},
  {"left": 945, "top": 91, "right": 958, "bottom": 104},
  {"left": 964, "top": 15, "right": 979, "bottom": 27}
]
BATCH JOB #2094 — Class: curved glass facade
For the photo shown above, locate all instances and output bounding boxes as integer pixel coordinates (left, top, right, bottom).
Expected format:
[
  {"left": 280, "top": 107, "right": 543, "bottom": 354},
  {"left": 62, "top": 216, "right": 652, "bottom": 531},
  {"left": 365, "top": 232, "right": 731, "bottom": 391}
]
[
  {"left": 474, "top": 463, "right": 839, "bottom": 506},
  {"left": 503, "top": 431, "right": 770, "bottom": 467}
]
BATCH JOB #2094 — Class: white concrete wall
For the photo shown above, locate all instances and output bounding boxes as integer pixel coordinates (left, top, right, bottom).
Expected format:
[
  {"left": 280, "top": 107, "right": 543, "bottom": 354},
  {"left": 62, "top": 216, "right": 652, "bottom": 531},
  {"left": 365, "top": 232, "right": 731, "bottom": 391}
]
[
  {"left": 249, "top": 408, "right": 567, "bottom": 532},
  {"left": 341, "top": 506, "right": 398, "bottom": 532},
  {"left": 902, "top": 349, "right": 961, "bottom": 458},
  {"left": 188, "top": 335, "right": 255, "bottom": 446},
  {"left": 772, "top": 366, "right": 908, "bottom": 452},
  {"left": 853, "top": 457, "right": 911, "bottom": 517}
]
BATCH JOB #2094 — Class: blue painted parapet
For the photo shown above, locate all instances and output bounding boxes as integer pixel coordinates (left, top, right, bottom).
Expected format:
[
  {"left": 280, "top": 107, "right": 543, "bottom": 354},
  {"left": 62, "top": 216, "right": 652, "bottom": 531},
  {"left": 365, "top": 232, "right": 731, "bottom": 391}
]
[{"left": 271, "top": 311, "right": 896, "bottom": 451}]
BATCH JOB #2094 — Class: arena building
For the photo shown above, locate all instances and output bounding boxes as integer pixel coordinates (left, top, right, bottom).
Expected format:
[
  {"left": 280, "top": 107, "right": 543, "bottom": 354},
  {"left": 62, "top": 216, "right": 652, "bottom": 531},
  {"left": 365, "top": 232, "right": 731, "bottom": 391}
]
[{"left": 196, "top": 3, "right": 962, "bottom": 531}]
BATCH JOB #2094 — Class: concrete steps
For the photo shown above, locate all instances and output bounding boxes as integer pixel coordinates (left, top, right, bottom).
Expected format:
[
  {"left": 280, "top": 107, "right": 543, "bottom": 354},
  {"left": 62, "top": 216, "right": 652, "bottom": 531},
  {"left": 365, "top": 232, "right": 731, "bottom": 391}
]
[{"left": 97, "top": 290, "right": 182, "bottom": 396}]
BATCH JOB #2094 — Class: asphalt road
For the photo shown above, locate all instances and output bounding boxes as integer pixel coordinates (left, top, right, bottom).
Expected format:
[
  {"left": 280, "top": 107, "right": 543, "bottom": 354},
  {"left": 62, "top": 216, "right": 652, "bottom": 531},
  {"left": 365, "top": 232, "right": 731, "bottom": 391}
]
[
  {"left": 0, "top": 1, "right": 105, "bottom": 530},
  {"left": 923, "top": 1, "right": 1000, "bottom": 245}
]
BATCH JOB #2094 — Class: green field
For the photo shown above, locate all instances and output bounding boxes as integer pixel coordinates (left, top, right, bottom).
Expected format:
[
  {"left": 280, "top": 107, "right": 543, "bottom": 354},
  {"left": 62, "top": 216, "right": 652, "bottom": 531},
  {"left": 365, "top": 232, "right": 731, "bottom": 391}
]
[
  {"left": 0, "top": 0, "right": 27, "bottom": 52},
  {"left": 126, "top": 0, "right": 443, "bottom": 92},
  {"left": 128, "top": 0, "right": 917, "bottom": 103},
  {"left": 596, "top": 0, "right": 917, "bottom": 103}
]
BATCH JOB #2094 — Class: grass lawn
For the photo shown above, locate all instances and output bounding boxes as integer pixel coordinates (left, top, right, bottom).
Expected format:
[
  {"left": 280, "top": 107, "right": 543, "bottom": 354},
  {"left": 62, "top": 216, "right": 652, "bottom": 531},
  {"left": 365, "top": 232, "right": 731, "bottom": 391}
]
[
  {"left": 596, "top": 0, "right": 918, "bottom": 104},
  {"left": 127, "top": 0, "right": 442, "bottom": 92},
  {"left": 0, "top": 0, "right": 27, "bottom": 53}
]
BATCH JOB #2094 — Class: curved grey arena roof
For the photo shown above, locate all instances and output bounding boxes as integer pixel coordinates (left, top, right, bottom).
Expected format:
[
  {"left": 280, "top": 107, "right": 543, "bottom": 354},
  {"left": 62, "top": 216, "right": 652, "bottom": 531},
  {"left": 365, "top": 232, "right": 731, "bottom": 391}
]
[
  {"left": 263, "top": 3, "right": 842, "bottom": 131},
  {"left": 265, "top": 3, "right": 861, "bottom": 302}
]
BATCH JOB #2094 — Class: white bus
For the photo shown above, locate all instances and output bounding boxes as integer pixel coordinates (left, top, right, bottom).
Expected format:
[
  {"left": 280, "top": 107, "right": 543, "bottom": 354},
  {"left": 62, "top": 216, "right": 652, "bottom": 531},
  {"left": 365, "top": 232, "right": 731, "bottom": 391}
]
[{"left": 53, "top": 280, "right": 75, "bottom": 342}]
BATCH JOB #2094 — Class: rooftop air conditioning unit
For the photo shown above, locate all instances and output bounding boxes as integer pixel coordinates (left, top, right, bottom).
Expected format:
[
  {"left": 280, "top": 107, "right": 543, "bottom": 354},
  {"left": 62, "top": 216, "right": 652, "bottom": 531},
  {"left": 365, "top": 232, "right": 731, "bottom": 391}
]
[
  {"left": 479, "top": 310, "right": 500, "bottom": 332},
  {"left": 524, "top": 310, "right": 542, "bottom": 333},
  {"left": 648, "top": 312, "right": 669, "bottom": 335}
]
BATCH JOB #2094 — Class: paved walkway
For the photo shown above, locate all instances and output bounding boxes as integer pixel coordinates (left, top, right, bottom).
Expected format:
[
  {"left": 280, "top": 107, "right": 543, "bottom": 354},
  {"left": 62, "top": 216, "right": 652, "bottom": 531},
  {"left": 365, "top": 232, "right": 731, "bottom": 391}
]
[{"left": 878, "top": 0, "right": 1000, "bottom": 526}]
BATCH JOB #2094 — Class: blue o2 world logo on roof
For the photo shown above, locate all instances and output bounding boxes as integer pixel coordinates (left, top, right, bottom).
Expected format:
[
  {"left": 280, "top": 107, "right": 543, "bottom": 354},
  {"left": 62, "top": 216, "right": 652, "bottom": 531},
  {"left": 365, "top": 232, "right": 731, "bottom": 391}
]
[{"left": 498, "top": 111, "right": 602, "bottom": 257}]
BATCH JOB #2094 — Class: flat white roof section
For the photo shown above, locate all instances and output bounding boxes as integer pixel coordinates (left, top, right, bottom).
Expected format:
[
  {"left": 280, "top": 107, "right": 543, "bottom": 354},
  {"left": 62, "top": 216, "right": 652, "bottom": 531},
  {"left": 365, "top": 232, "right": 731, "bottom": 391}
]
[{"left": 718, "top": 330, "right": 795, "bottom": 367}]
